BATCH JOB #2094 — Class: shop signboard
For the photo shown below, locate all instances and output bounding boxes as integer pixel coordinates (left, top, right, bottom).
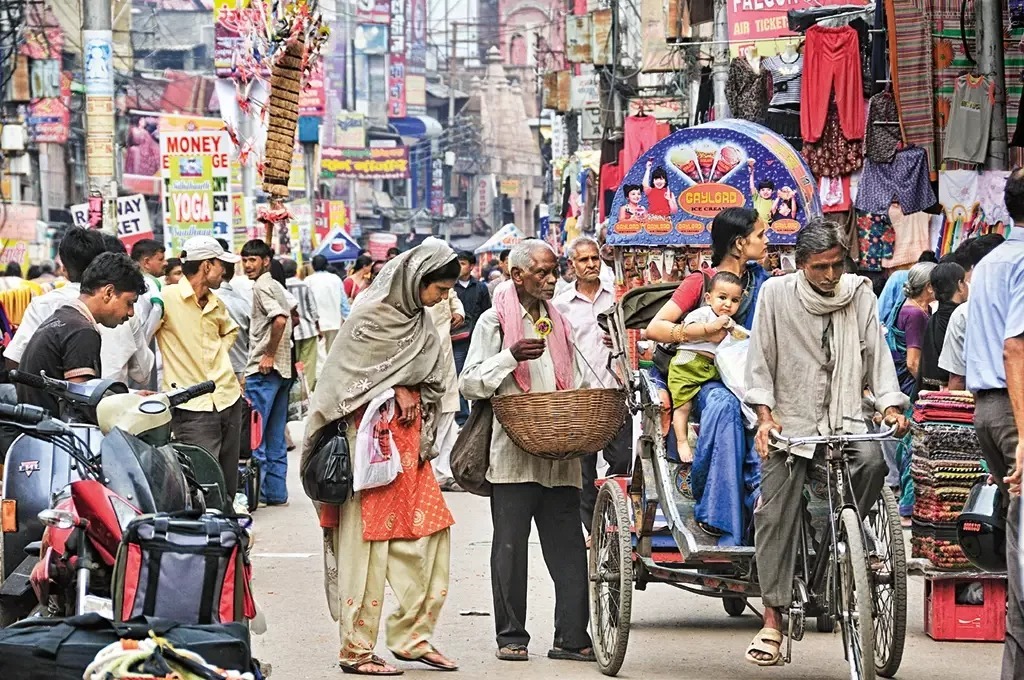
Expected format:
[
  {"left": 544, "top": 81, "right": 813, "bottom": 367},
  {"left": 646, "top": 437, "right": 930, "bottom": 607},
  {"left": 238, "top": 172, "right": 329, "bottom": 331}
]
[
  {"left": 571, "top": 72, "right": 601, "bottom": 110},
  {"left": 213, "top": 0, "right": 268, "bottom": 78},
  {"left": 607, "top": 121, "right": 821, "bottom": 247},
  {"left": 388, "top": 0, "right": 407, "bottom": 117},
  {"left": 70, "top": 194, "right": 154, "bottom": 247},
  {"left": 320, "top": 146, "right": 410, "bottom": 179},
  {"left": 337, "top": 111, "right": 367, "bottom": 148},
  {"left": 727, "top": 0, "right": 851, "bottom": 50},
  {"left": 356, "top": 0, "right": 391, "bottom": 24},
  {"left": 591, "top": 9, "right": 613, "bottom": 65},
  {"left": 565, "top": 15, "right": 592, "bottom": 63},
  {"left": 159, "top": 128, "right": 232, "bottom": 253},
  {"left": 627, "top": 96, "right": 684, "bottom": 121},
  {"left": 298, "top": 64, "right": 325, "bottom": 117},
  {"left": 28, "top": 71, "right": 71, "bottom": 144}
]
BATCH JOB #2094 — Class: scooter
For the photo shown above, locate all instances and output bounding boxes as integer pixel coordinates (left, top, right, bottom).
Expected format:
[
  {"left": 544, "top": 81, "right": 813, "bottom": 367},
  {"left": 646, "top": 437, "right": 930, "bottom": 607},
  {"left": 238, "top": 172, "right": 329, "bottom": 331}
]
[{"left": 0, "top": 374, "right": 223, "bottom": 624}]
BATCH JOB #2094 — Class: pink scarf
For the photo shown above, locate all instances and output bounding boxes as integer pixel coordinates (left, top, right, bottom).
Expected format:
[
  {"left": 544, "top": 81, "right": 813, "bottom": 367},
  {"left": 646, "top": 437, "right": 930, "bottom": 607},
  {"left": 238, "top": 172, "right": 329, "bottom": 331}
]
[{"left": 492, "top": 281, "right": 574, "bottom": 392}]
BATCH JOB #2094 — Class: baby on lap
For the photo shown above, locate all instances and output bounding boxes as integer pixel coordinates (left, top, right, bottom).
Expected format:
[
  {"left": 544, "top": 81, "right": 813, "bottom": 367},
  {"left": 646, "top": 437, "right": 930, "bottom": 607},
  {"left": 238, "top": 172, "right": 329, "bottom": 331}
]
[{"left": 667, "top": 271, "right": 747, "bottom": 463}]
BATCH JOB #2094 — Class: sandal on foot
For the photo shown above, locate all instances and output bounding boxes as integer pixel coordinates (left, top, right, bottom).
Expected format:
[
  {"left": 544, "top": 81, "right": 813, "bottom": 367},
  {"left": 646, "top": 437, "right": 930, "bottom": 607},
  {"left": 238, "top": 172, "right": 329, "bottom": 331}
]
[
  {"left": 697, "top": 521, "right": 724, "bottom": 537},
  {"left": 340, "top": 655, "right": 404, "bottom": 675},
  {"left": 745, "top": 627, "right": 783, "bottom": 667},
  {"left": 496, "top": 644, "right": 529, "bottom": 661},
  {"left": 547, "top": 647, "right": 596, "bottom": 662},
  {"left": 393, "top": 651, "right": 458, "bottom": 671}
]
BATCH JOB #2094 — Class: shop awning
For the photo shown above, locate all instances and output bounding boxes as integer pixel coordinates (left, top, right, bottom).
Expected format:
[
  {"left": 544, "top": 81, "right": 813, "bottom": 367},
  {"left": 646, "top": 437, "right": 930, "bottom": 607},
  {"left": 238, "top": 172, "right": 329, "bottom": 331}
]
[
  {"left": 474, "top": 224, "right": 525, "bottom": 254},
  {"left": 313, "top": 228, "right": 362, "bottom": 262},
  {"left": 388, "top": 115, "right": 443, "bottom": 141}
]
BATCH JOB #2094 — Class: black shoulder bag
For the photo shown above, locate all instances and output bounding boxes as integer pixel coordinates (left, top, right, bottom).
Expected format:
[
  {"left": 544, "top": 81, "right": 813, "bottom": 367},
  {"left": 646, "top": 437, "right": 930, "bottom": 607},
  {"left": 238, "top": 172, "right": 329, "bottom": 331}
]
[{"left": 301, "top": 420, "right": 353, "bottom": 505}]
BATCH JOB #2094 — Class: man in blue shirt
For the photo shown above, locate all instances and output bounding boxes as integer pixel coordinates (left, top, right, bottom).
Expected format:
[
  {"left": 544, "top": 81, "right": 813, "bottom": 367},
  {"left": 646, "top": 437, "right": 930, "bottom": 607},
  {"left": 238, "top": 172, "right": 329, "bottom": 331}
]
[{"left": 965, "top": 168, "right": 1024, "bottom": 679}]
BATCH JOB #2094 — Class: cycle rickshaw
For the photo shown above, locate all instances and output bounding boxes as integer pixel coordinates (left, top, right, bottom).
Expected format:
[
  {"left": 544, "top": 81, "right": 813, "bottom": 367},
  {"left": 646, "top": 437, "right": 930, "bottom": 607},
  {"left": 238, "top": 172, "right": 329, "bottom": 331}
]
[{"left": 591, "top": 283, "right": 908, "bottom": 679}]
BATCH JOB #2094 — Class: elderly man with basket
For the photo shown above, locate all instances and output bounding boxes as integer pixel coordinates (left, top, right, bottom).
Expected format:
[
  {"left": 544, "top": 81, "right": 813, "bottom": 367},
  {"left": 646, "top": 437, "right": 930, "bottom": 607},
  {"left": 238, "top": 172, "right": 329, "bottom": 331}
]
[{"left": 461, "top": 239, "right": 611, "bottom": 664}]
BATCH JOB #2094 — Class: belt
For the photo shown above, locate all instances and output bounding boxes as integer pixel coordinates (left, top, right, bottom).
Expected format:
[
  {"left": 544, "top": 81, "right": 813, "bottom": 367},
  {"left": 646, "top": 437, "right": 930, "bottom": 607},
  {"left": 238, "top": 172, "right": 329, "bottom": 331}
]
[{"left": 975, "top": 388, "right": 1009, "bottom": 397}]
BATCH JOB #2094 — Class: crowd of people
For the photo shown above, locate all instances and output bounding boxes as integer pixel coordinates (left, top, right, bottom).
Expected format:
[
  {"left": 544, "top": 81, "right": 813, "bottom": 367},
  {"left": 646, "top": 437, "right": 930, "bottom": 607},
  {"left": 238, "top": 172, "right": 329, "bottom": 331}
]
[{"left": 2, "top": 172, "right": 1022, "bottom": 676}]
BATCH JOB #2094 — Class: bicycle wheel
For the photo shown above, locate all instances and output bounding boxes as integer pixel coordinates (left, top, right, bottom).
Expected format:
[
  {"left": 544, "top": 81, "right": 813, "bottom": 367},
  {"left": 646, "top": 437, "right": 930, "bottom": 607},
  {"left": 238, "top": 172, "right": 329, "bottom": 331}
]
[
  {"left": 589, "top": 481, "right": 633, "bottom": 676},
  {"left": 838, "top": 508, "right": 875, "bottom": 680},
  {"left": 868, "top": 486, "right": 907, "bottom": 677}
]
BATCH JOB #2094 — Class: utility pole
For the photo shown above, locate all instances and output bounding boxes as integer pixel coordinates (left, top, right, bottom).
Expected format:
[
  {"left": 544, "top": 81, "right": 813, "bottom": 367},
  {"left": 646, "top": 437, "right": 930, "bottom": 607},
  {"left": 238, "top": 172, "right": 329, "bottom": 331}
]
[
  {"left": 711, "top": 0, "right": 730, "bottom": 120},
  {"left": 82, "top": 0, "right": 117, "bottom": 233},
  {"left": 976, "top": 0, "right": 1007, "bottom": 170},
  {"left": 448, "top": 22, "right": 457, "bottom": 126}
]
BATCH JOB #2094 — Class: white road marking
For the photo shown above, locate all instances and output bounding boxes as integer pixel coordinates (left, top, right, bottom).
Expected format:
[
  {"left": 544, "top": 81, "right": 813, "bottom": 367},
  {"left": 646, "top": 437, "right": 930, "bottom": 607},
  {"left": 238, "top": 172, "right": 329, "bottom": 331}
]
[{"left": 251, "top": 552, "right": 316, "bottom": 558}]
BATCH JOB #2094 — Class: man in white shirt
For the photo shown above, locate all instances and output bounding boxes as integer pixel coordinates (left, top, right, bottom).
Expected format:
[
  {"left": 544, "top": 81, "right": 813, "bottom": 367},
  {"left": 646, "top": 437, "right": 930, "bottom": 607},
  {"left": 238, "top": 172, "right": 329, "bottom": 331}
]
[
  {"left": 554, "top": 236, "right": 631, "bottom": 530},
  {"left": 7, "top": 229, "right": 153, "bottom": 386},
  {"left": 305, "top": 255, "right": 344, "bottom": 353}
]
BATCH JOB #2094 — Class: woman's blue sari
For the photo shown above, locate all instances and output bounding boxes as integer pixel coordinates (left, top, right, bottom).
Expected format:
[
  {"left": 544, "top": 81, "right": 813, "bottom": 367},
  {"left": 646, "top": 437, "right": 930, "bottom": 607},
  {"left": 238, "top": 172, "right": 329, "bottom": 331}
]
[{"left": 655, "top": 262, "right": 768, "bottom": 546}]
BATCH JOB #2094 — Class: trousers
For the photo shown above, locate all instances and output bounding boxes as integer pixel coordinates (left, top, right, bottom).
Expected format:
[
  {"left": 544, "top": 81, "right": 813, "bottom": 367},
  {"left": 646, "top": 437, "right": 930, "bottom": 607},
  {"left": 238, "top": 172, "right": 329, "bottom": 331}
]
[
  {"left": 580, "top": 421, "right": 633, "bottom": 530},
  {"left": 974, "top": 390, "right": 1024, "bottom": 680},
  {"left": 490, "top": 483, "right": 591, "bottom": 650},
  {"left": 171, "top": 397, "right": 244, "bottom": 500},
  {"left": 296, "top": 337, "right": 319, "bottom": 392},
  {"left": 452, "top": 340, "right": 470, "bottom": 427},
  {"left": 801, "top": 24, "right": 864, "bottom": 143},
  {"left": 245, "top": 370, "right": 291, "bottom": 504},
  {"left": 325, "top": 493, "right": 450, "bottom": 666},
  {"left": 754, "top": 440, "right": 886, "bottom": 607}
]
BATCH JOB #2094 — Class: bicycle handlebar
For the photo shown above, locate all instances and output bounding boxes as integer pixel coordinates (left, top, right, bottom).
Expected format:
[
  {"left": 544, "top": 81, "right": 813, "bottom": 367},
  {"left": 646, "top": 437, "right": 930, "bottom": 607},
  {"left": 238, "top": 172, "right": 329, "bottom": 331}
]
[
  {"left": 167, "top": 381, "right": 216, "bottom": 408},
  {"left": 769, "top": 425, "right": 898, "bottom": 447}
]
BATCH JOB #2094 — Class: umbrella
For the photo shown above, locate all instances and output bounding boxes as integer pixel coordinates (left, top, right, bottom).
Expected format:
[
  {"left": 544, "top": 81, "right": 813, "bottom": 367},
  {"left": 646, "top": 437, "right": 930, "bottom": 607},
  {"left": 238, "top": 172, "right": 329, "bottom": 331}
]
[
  {"left": 474, "top": 223, "right": 525, "bottom": 255},
  {"left": 313, "top": 228, "right": 362, "bottom": 262}
]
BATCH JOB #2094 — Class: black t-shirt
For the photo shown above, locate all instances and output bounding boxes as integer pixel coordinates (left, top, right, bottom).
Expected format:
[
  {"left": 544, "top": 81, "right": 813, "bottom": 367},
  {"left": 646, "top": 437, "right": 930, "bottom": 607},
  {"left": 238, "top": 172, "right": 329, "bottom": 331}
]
[{"left": 16, "top": 305, "right": 102, "bottom": 418}]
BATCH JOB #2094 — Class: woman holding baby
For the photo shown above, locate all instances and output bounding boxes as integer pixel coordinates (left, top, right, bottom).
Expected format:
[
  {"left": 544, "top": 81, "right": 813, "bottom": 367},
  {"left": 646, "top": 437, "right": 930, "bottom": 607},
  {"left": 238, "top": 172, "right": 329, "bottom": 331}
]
[{"left": 646, "top": 207, "right": 769, "bottom": 545}]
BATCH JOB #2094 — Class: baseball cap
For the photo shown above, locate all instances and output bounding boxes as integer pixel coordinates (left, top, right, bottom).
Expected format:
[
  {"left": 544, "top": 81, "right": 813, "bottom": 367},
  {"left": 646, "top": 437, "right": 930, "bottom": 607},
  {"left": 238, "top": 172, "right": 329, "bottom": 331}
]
[{"left": 181, "top": 236, "right": 241, "bottom": 263}]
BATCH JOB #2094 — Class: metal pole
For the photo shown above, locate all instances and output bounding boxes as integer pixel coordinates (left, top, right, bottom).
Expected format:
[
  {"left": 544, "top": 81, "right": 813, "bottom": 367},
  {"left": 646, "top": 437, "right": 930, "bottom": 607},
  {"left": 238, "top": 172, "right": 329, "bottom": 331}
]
[
  {"left": 711, "top": 0, "right": 730, "bottom": 120},
  {"left": 448, "top": 22, "right": 457, "bottom": 125},
  {"left": 82, "top": 0, "right": 117, "bottom": 233},
  {"left": 976, "top": 0, "right": 1007, "bottom": 170},
  {"left": 344, "top": 0, "right": 357, "bottom": 225}
]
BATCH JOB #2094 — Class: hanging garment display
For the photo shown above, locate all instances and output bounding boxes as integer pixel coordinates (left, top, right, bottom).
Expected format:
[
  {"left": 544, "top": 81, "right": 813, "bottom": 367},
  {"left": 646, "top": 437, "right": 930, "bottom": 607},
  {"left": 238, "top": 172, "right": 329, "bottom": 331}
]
[
  {"left": 937, "top": 170, "right": 982, "bottom": 252},
  {"left": 801, "top": 24, "right": 865, "bottom": 144},
  {"left": 820, "top": 175, "right": 852, "bottom": 212},
  {"left": 855, "top": 146, "right": 937, "bottom": 215},
  {"left": 623, "top": 115, "right": 659, "bottom": 172},
  {"left": 803, "top": 99, "right": 864, "bottom": 178},
  {"left": 599, "top": 162, "right": 623, "bottom": 222},
  {"left": 942, "top": 74, "right": 995, "bottom": 165},
  {"left": 857, "top": 212, "right": 896, "bottom": 271},
  {"left": 976, "top": 171, "right": 1011, "bottom": 227},
  {"left": 886, "top": 0, "right": 935, "bottom": 174},
  {"left": 725, "top": 58, "right": 769, "bottom": 124},
  {"left": 694, "top": 66, "right": 715, "bottom": 125},
  {"left": 864, "top": 91, "right": 903, "bottom": 163},
  {"left": 868, "top": 1, "right": 887, "bottom": 98},
  {"left": 763, "top": 53, "right": 803, "bottom": 107},
  {"left": 884, "top": 204, "right": 931, "bottom": 268}
]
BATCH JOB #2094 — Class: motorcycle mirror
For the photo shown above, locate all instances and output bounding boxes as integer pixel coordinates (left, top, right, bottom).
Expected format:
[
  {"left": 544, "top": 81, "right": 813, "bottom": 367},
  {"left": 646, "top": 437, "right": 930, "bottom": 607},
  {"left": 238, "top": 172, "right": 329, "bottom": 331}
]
[
  {"left": 38, "top": 509, "right": 77, "bottom": 530},
  {"left": 138, "top": 400, "right": 167, "bottom": 415}
]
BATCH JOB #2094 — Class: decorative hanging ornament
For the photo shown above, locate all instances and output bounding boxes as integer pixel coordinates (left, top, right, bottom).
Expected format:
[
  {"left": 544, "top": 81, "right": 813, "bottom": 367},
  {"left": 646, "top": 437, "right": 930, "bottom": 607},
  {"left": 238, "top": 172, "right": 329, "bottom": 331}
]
[{"left": 534, "top": 317, "right": 553, "bottom": 338}]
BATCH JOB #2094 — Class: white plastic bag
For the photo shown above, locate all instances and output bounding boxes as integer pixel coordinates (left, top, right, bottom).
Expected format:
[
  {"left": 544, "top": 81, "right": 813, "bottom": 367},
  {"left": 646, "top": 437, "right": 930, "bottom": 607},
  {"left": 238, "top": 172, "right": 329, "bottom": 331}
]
[
  {"left": 353, "top": 389, "right": 403, "bottom": 491},
  {"left": 714, "top": 328, "right": 758, "bottom": 429}
]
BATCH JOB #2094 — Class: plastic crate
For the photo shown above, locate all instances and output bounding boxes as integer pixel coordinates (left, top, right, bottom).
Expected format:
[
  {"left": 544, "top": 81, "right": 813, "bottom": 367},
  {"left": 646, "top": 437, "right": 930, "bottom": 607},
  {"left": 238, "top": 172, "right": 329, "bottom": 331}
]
[{"left": 924, "top": 575, "right": 1006, "bottom": 642}]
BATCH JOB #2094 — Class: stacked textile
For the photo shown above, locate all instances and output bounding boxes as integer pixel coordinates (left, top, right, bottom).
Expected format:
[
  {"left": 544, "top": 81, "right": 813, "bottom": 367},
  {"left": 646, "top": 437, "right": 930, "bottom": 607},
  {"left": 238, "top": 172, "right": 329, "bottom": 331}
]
[{"left": 910, "top": 391, "right": 986, "bottom": 570}]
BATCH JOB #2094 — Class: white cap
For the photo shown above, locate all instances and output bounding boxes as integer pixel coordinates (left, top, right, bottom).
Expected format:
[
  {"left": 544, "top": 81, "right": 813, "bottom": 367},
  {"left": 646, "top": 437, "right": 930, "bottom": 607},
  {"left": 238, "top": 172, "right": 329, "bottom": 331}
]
[{"left": 181, "top": 236, "right": 241, "bottom": 263}]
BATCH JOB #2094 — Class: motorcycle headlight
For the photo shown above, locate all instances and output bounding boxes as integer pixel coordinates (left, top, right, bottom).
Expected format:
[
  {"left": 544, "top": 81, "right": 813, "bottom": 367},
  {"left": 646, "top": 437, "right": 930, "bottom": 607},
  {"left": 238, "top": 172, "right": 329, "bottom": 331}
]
[{"left": 108, "top": 496, "right": 138, "bottom": 533}]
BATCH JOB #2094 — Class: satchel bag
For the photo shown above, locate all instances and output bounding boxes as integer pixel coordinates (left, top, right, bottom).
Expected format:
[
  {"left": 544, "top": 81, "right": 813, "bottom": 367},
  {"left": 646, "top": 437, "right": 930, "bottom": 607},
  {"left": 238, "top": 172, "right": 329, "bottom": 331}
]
[
  {"left": 450, "top": 399, "right": 493, "bottom": 496},
  {"left": 301, "top": 420, "right": 354, "bottom": 505}
]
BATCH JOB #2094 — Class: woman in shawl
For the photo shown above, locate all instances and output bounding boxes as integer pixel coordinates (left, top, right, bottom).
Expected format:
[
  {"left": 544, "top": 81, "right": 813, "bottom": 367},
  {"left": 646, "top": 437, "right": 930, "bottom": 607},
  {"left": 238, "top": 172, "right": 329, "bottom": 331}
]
[
  {"left": 302, "top": 238, "right": 462, "bottom": 676},
  {"left": 645, "top": 207, "right": 769, "bottom": 545}
]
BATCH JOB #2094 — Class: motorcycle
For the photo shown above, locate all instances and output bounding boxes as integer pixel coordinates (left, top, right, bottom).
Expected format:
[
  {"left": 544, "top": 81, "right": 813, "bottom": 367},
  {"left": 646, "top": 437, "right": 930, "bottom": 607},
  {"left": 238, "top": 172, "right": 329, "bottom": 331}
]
[{"left": 0, "top": 373, "right": 225, "bottom": 624}]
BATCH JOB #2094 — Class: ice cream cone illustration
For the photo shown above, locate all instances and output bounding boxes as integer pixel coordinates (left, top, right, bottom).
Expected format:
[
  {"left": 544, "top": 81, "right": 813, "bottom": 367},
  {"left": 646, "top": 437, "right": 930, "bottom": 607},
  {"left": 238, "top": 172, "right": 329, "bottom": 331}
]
[
  {"left": 710, "top": 145, "right": 743, "bottom": 182},
  {"left": 695, "top": 141, "right": 716, "bottom": 183},
  {"left": 669, "top": 147, "right": 703, "bottom": 183}
]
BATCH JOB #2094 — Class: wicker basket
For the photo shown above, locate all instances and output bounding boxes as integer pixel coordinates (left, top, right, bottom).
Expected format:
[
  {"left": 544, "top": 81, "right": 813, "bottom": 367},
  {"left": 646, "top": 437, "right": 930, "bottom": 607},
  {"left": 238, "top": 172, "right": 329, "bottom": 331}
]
[{"left": 491, "top": 388, "right": 628, "bottom": 460}]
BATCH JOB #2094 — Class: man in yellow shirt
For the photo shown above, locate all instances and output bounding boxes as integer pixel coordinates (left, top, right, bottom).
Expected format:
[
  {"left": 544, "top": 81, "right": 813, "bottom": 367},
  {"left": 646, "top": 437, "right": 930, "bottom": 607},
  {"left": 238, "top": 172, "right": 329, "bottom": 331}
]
[{"left": 156, "top": 236, "right": 243, "bottom": 500}]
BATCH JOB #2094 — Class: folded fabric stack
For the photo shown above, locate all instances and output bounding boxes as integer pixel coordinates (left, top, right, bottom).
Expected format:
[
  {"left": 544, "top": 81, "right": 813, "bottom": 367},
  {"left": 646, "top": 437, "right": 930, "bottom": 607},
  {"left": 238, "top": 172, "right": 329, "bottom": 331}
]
[{"left": 909, "top": 391, "right": 986, "bottom": 570}]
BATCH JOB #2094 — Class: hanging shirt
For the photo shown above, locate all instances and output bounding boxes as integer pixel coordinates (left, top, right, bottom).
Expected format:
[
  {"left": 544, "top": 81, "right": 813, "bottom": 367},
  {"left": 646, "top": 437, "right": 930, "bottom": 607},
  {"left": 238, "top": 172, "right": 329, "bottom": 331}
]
[
  {"left": 942, "top": 74, "right": 995, "bottom": 165},
  {"left": 763, "top": 53, "right": 803, "bottom": 108},
  {"left": 725, "top": 58, "right": 769, "bottom": 124}
]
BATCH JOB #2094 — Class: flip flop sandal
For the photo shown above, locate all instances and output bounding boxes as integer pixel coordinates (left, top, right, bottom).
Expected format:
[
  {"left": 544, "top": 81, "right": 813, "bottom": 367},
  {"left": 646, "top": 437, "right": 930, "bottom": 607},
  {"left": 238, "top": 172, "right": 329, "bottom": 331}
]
[
  {"left": 496, "top": 644, "right": 529, "bottom": 661},
  {"left": 340, "top": 655, "right": 404, "bottom": 675},
  {"left": 745, "top": 627, "right": 784, "bottom": 667},
  {"left": 547, "top": 647, "right": 596, "bottom": 662},
  {"left": 393, "top": 652, "right": 458, "bottom": 671},
  {"left": 698, "top": 521, "right": 724, "bottom": 537}
]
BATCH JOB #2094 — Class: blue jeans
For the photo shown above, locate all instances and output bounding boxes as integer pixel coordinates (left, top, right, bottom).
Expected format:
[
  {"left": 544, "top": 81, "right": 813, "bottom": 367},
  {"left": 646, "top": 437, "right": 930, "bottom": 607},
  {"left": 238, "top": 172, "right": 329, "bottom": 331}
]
[
  {"left": 246, "top": 371, "right": 291, "bottom": 504},
  {"left": 453, "top": 339, "right": 470, "bottom": 427}
]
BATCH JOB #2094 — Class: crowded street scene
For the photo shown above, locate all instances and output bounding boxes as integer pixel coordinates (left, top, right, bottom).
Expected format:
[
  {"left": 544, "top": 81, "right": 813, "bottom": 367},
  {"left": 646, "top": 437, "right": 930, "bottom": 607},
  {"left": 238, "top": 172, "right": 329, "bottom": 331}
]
[{"left": 0, "top": 0, "right": 1023, "bottom": 678}]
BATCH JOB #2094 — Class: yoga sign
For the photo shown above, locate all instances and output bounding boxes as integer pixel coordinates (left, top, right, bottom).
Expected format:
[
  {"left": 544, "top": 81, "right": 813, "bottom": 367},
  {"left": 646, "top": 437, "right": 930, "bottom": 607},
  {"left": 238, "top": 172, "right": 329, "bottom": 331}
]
[{"left": 607, "top": 121, "right": 821, "bottom": 246}]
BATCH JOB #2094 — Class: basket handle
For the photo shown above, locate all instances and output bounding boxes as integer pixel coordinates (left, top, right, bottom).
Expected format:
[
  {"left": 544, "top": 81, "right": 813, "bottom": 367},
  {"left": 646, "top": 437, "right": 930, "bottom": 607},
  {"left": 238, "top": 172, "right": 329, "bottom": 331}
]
[{"left": 573, "top": 345, "right": 623, "bottom": 389}]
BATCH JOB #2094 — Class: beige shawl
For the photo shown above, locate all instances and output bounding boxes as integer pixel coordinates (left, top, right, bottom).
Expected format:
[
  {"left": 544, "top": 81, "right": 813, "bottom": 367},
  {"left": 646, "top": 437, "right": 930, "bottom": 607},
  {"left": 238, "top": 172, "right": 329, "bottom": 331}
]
[
  {"left": 793, "top": 271, "right": 872, "bottom": 435},
  {"left": 301, "top": 238, "right": 457, "bottom": 472}
]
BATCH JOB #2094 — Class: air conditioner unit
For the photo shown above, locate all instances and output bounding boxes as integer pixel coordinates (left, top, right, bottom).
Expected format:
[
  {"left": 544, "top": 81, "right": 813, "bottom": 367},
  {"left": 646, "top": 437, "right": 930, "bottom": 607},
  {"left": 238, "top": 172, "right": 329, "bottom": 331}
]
[
  {"left": 0, "top": 124, "right": 26, "bottom": 151},
  {"left": 6, "top": 153, "right": 31, "bottom": 175}
]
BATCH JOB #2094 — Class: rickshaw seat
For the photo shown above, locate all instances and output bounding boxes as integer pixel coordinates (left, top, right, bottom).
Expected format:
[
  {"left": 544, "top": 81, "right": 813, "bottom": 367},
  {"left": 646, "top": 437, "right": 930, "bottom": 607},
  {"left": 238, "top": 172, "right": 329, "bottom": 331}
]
[{"left": 598, "top": 282, "right": 678, "bottom": 332}]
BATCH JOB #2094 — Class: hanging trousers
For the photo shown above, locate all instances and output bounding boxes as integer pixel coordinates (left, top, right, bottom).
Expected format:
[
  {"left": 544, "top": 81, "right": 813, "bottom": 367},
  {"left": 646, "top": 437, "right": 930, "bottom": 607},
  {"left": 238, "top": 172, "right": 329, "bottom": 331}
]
[
  {"left": 490, "top": 483, "right": 592, "bottom": 651},
  {"left": 801, "top": 25, "right": 865, "bottom": 143}
]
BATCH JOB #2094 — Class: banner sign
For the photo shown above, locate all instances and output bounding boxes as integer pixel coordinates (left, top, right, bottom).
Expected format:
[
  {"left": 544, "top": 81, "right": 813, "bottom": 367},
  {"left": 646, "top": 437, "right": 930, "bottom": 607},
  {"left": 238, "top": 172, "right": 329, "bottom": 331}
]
[
  {"left": 356, "top": 0, "right": 391, "bottom": 24},
  {"left": 213, "top": 0, "right": 267, "bottom": 78},
  {"left": 298, "top": 64, "right": 325, "bottom": 117},
  {"left": 388, "top": 0, "right": 407, "bottom": 118},
  {"left": 607, "top": 121, "right": 821, "bottom": 246},
  {"left": 160, "top": 129, "right": 232, "bottom": 252},
  {"left": 565, "top": 15, "right": 592, "bottom": 63},
  {"left": 337, "top": 111, "right": 367, "bottom": 148},
  {"left": 70, "top": 194, "right": 154, "bottom": 246},
  {"left": 727, "top": 0, "right": 852, "bottom": 45},
  {"left": 320, "top": 146, "right": 410, "bottom": 179},
  {"left": 591, "top": 9, "right": 613, "bottom": 65},
  {"left": 28, "top": 71, "right": 71, "bottom": 144}
]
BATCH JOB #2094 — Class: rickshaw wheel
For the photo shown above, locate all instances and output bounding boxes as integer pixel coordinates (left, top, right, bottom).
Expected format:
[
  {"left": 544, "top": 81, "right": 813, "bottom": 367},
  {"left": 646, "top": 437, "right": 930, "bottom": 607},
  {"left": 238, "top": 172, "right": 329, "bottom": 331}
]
[
  {"left": 722, "top": 596, "right": 746, "bottom": 617},
  {"left": 589, "top": 481, "right": 633, "bottom": 676},
  {"left": 868, "top": 486, "right": 907, "bottom": 678}
]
